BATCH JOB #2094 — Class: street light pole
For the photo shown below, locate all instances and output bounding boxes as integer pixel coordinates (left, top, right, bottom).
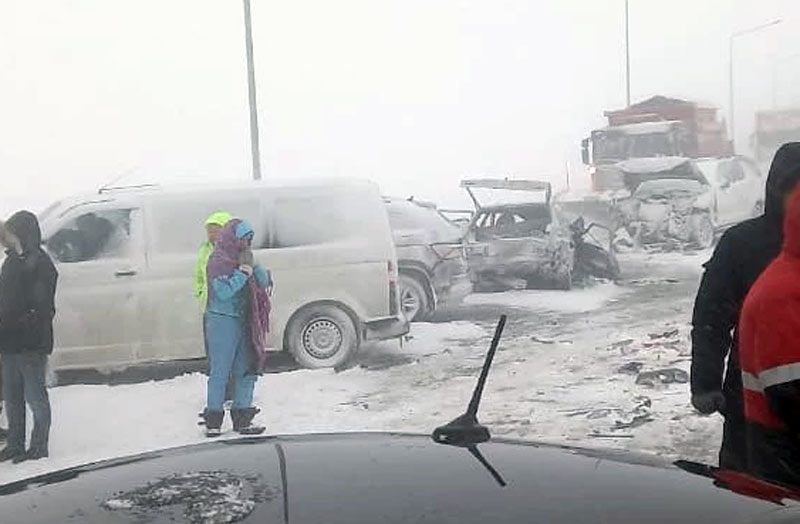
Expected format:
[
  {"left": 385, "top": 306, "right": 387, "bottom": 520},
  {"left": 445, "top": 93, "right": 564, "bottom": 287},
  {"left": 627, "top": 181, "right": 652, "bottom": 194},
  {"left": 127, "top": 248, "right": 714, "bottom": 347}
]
[
  {"left": 728, "top": 18, "right": 782, "bottom": 153},
  {"left": 625, "top": 0, "right": 631, "bottom": 107},
  {"left": 243, "top": 0, "right": 262, "bottom": 181}
]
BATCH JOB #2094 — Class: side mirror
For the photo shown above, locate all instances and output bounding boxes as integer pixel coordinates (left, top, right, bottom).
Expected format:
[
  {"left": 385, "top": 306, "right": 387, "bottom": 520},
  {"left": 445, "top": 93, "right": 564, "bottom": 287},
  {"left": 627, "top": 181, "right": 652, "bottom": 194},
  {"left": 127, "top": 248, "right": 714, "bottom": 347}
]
[{"left": 581, "top": 138, "right": 590, "bottom": 165}]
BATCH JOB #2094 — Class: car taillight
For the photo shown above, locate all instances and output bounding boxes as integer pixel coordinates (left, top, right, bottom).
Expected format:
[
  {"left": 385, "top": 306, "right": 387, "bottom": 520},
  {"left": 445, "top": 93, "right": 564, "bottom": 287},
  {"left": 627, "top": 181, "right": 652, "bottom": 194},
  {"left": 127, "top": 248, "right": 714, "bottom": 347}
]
[
  {"left": 388, "top": 260, "right": 399, "bottom": 315},
  {"left": 431, "top": 243, "right": 464, "bottom": 260}
]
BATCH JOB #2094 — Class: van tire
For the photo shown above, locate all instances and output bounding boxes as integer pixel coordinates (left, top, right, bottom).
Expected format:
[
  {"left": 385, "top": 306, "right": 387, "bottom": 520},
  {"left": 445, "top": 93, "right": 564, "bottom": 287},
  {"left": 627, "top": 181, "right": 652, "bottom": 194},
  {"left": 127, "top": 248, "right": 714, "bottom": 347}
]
[
  {"left": 286, "top": 305, "right": 359, "bottom": 369},
  {"left": 399, "top": 274, "right": 431, "bottom": 322}
]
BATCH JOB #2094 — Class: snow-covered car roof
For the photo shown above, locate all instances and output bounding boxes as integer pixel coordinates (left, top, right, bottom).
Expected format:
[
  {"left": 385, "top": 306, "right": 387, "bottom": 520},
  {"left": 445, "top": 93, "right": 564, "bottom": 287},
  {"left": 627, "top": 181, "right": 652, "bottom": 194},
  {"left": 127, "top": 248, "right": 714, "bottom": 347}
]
[{"left": 40, "top": 177, "right": 380, "bottom": 227}]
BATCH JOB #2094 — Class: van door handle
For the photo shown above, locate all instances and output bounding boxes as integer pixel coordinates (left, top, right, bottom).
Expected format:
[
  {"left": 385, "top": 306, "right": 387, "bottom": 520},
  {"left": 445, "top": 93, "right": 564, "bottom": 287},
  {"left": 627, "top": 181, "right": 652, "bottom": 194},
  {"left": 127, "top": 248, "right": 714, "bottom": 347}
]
[{"left": 115, "top": 269, "right": 137, "bottom": 277}]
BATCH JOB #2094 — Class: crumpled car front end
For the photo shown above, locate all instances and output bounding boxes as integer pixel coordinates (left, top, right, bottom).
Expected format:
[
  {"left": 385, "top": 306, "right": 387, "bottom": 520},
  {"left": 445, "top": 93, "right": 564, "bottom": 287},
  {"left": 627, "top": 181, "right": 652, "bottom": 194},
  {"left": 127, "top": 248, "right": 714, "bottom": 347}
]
[
  {"left": 621, "top": 180, "right": 714, "bottom": 248},
  {"left": 467, "top": 223, "right": 575, "bottom": 292}
]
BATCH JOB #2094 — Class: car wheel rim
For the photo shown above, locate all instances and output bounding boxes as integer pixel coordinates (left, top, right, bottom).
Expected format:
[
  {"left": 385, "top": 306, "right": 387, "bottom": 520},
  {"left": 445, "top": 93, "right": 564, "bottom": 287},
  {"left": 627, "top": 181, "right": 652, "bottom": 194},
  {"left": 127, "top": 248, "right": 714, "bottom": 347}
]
[
  {"left": 401, "top": 287, "right": 421, "bottom": 320},
  {"left": 302, "top": 319, "right": 343, "bottom": 360}
]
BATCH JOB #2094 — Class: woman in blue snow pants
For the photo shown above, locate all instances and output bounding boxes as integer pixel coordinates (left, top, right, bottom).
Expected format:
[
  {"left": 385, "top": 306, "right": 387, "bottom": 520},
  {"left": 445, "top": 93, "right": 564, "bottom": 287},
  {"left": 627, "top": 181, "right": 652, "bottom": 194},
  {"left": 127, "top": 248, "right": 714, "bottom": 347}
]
[{"left": 204, "top": 218, "right": 270, "bottom": 436}]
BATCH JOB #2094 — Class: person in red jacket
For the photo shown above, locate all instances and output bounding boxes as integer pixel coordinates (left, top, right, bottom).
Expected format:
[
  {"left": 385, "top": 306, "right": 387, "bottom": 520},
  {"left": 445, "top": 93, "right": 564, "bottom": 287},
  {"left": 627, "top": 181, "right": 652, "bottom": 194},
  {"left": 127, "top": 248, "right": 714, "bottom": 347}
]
[{"left": 740, "top": 185, "right": 800, "bottom": 486}]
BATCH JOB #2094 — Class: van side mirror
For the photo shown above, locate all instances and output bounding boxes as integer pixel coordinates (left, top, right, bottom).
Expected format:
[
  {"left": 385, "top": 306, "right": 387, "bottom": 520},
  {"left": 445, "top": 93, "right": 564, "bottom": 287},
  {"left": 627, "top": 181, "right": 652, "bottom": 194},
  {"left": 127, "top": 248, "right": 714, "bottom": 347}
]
[{"left": 581, "top": 138, "right": 590, "bottom": 165}]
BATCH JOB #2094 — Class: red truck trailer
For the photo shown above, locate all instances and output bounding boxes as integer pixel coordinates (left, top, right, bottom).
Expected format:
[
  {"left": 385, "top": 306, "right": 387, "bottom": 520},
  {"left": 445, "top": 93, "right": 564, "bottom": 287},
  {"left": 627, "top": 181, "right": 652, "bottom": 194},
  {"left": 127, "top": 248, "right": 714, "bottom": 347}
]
[{"left": 581, "top": 96, "right": 732, "bottom": 191}]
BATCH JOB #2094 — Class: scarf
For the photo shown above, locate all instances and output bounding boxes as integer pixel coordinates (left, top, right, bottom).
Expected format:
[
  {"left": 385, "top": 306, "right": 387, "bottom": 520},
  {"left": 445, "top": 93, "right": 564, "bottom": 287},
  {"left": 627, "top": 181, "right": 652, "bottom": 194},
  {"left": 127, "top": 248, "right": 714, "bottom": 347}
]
[{"left": 207, "top": 219, "right": 272, "bottom": 373}]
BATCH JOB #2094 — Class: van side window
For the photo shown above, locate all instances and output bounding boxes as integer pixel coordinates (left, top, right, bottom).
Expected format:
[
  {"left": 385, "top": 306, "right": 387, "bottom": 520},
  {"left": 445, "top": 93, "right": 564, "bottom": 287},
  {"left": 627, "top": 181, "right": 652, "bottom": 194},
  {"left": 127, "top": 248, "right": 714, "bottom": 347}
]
[
  {"left": 151, "top": 199, "right": 262, "bottom": 254},
  {"left": 47, "top": 209, "right": 135, "bottom": 263},
  {"left": 270, "top": 195, "right": 347, "bottom": 248}
]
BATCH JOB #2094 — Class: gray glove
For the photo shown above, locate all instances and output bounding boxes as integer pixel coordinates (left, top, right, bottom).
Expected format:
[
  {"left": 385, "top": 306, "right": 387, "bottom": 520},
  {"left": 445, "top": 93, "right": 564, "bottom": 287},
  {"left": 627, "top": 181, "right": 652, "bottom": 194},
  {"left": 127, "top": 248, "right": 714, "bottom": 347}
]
[{"left": 692, "top": 391, "right": 726, "bottom": 415}]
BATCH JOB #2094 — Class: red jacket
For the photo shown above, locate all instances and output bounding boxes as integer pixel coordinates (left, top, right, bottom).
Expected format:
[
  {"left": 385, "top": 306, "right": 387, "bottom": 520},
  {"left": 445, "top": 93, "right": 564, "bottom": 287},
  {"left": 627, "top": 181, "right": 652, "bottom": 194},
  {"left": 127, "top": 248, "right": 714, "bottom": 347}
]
[{"left": 740, "top": 188, "right": 800, "bottom": 433}]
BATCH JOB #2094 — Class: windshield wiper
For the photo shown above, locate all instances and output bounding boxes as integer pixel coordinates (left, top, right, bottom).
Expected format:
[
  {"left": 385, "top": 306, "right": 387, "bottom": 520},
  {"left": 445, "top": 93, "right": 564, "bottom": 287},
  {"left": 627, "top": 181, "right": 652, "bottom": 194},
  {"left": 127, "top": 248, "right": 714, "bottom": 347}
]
[{"left": 432, "top": 315, "right": 507, "bottom": 446}]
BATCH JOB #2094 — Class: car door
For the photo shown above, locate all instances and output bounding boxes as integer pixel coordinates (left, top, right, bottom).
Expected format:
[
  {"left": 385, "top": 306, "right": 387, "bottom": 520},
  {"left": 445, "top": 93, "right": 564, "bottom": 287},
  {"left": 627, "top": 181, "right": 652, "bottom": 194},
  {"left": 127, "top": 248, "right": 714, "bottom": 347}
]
[
  {"left": 138, "top": 193, "right": 263, "bottom": 363},
  {"left": 44, "top": 204, "right": 146, "bottom": 372}
]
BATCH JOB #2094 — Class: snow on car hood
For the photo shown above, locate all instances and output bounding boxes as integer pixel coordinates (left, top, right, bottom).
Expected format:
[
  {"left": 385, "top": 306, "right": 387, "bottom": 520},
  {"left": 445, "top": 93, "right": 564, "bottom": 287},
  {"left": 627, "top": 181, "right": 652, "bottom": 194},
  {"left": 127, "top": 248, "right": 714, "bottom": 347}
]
[
  {"left": 617, "top": 158, "right": 709, "bottom": 193},
  {"left": 634, "top": 179, "right": 707, "bottom": 201}
]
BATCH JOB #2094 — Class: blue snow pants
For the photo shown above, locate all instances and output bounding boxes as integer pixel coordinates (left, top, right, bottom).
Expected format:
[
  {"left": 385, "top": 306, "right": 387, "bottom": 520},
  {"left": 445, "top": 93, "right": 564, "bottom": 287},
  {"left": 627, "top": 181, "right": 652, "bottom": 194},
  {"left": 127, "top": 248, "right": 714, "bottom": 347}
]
[{"left": 205, "top": 312, "right": 257, "bottom": 412}]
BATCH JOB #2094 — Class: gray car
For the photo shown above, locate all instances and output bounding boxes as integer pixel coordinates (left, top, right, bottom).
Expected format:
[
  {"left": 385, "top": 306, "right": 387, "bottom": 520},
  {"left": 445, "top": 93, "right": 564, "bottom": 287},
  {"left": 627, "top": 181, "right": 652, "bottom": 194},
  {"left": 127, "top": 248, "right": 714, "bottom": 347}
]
[{"left": 384, "top": 198, "right": 473, "bottom": 321}]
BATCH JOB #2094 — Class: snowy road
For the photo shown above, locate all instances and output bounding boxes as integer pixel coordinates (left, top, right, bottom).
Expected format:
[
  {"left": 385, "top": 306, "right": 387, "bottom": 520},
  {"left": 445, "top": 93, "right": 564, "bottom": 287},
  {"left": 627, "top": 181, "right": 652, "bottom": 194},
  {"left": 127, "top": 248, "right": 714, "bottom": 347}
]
[{"left": 0, "top": 250, "right": 724, "bottom": 484}]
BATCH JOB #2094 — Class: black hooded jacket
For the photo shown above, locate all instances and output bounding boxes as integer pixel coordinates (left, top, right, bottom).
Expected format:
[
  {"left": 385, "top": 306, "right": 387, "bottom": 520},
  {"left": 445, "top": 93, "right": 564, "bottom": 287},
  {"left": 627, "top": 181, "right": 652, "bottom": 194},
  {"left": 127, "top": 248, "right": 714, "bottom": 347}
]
[
  {"left": 691, "top": 143, "right": 800, "bottom": 417},
  {"left": 0, "top": 211, "right": 58, "bottom": 354}
]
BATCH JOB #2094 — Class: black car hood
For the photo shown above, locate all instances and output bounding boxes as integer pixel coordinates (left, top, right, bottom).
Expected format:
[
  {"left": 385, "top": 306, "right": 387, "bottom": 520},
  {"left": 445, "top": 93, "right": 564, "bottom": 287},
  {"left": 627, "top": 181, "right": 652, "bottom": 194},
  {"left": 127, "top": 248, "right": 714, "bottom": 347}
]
[{"left": 0, "top": 432, "right": 798, "bottom": 523}]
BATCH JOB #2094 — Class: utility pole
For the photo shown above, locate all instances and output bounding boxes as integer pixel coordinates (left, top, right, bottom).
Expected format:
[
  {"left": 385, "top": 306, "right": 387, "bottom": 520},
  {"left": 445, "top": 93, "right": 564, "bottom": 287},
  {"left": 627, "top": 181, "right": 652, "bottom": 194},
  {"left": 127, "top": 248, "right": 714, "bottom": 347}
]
[
  {"left": 243, "top": 0, "right": 262, "bottom": 180},
  {"left": 728, "top": 18, "right": 782, "bottom": 153},
  {"left": 625, "top": 0, "right": 631, "bottom": 107}
]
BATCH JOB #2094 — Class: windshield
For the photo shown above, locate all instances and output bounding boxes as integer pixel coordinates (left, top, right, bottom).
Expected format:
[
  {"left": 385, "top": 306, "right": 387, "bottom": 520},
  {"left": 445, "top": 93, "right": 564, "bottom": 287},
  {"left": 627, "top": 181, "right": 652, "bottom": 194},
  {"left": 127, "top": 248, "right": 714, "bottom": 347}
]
[
  {"left": 593, "top": 130, "right": 677, "bottom": 164},
  {"left": 2, "top": 1, "right": 796, "bottom": 517}
]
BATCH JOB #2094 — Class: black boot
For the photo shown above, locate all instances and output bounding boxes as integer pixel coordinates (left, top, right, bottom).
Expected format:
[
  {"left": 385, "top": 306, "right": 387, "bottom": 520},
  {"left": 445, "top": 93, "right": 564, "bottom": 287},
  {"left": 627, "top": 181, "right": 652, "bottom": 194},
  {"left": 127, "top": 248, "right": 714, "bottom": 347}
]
[
  {"left": 12, "top": 447, "right": 48, "bottom": 464},
  {"left": 0, "top": 446, "right": 24, "bottom": 463},
  {"left": 203, "top": 410, "right": 225, "bottom": 437},
  {"left": 231, "top": 407, "right": 265, "bottom": 435}
]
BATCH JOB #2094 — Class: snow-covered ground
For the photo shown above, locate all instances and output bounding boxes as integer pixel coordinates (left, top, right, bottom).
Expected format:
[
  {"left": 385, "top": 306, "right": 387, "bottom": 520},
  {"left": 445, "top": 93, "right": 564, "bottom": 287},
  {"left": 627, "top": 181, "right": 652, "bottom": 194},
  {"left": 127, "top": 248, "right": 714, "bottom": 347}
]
[{"left": 0, "top": 250, "right": 721, "bottom": 485}]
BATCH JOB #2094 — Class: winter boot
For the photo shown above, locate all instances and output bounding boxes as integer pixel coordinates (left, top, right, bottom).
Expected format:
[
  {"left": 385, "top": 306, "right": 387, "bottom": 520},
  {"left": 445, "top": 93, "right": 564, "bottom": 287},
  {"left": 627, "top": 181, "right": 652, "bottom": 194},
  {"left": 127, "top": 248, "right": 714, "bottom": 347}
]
[
  {"left": 12, "top": 447, "right": 48, "bottom": 464},
  {"left": 231, "top": 407, "right": 265, "bottom": 435},
  {"left": 203, "top": 410, "right": 225, "bottom": 438},
  {"left": 0, "top": 446, "right": 24, "bottom": 463}
]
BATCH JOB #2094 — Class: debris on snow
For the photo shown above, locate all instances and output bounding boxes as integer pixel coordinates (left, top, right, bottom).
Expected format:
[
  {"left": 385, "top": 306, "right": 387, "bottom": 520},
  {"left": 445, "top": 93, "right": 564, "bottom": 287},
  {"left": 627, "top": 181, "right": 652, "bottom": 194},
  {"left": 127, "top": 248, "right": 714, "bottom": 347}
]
[
  {"left": 636, "top": 368, "right": 689, "bottom": 387},
  {"left": 613, "top": 413, "right": 654, "bottom": 430},
  {"left": 617, "top": 361, "right": 644, "bottom": 375},
  {"left": 648, "top": 329, "right": 680, "bottom": 340}
]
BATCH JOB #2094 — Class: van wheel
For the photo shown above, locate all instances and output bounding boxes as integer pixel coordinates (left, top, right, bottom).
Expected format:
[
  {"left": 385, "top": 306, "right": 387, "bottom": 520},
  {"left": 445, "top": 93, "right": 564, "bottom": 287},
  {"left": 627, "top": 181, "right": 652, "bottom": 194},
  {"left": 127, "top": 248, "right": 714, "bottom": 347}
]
[
  {"left": 287, "top": 305, "right": 358, "bottom": 369},
  {"left": 399, "top": 274, "right": 431, "bottom": 322}
]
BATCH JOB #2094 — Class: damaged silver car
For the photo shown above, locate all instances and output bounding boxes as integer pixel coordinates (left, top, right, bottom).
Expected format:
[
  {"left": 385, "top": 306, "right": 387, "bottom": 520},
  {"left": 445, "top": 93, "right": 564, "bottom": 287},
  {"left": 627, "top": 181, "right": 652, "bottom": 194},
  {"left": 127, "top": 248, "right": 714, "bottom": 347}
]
[
  {"left": 614, "top": 158, "right": 716, "bottom": 249},
  {"left": 461, "top": 179, "right": 618, "bottom": 292}
]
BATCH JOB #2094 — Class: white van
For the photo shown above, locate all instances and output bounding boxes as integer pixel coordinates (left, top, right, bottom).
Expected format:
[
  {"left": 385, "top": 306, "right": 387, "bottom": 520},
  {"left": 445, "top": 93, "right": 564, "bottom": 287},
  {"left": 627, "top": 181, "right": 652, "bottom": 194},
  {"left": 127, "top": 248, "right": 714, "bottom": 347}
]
[{"left": 38, "top": 178, "right": 408, "bottom": 373}]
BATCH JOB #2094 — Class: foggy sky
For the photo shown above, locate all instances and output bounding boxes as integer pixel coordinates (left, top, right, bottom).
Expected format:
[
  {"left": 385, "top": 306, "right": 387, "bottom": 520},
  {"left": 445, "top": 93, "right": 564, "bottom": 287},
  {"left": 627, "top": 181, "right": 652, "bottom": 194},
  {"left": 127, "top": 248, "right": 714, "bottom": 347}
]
[{"left": 1, "top": 0, "right": 799, "bottom": 214}]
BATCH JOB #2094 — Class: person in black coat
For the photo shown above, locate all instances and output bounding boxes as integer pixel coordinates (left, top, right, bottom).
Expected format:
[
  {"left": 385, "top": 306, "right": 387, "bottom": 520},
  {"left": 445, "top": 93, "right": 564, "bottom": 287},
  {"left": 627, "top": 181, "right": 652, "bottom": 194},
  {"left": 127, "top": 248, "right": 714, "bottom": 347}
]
[
  {"left": 691, "top": 142, "right": 800, "bottom": 471},
  {"left": 0, "top": 211, "right": 58, "bottom": 463}
]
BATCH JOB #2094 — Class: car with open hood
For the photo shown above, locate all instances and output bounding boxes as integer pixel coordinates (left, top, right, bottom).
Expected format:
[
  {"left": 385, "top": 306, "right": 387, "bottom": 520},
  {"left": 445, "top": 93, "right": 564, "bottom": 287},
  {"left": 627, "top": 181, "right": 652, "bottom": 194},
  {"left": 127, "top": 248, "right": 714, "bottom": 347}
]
[
  {"left": 613, "top": 156, "right": 764, "bottom": 249},
  {"left": 460, "top": 179, "right": 618, "bottom": 291}
]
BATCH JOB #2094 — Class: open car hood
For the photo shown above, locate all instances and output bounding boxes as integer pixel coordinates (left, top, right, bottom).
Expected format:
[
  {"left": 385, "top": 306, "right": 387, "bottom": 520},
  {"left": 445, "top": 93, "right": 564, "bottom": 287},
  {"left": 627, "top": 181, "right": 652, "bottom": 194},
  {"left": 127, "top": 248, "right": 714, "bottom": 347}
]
[
  {"left": 616, "top": 157, "right": 708, "bottom": 193},
  {"left": 461, "top": 179, "right": 553, "bottom": 209}
]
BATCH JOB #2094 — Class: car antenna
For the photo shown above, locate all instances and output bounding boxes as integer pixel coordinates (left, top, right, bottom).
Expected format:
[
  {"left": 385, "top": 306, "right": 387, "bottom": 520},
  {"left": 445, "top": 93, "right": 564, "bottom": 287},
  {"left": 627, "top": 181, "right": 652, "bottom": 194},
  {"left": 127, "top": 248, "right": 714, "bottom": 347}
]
[
  {"left": 432, "top": 314, "right": 507, "bottom": 446},
  {"left": 97, "top": 166, "right": 136, "bottom": 194}
]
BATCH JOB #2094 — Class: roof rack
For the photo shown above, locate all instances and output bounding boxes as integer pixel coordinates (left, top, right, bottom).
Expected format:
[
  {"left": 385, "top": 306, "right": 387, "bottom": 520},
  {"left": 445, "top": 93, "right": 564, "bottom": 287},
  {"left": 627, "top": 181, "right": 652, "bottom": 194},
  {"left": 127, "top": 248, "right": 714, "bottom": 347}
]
[{"left": 98, "top": 183, "right": 160, "bottom": 195}]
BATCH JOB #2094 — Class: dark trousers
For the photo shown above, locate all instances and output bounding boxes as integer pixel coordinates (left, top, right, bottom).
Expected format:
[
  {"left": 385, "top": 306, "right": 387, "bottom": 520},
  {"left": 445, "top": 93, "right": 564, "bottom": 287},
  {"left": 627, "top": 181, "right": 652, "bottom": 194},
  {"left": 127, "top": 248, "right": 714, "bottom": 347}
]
[
  {"left": 2, "top": 352, "right": 51, "bottom": 453},
  {"left": 719, "top": 415, "right": 747, "bottom": 471}
]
